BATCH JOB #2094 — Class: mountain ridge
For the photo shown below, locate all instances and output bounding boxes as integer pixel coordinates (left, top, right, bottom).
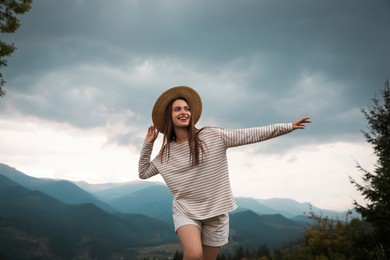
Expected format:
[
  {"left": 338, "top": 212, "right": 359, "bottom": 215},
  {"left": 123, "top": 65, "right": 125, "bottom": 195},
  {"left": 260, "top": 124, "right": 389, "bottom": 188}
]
[
  {"left": 0, "top": 163, "right": 115, "bottom": 212},
  {"left": 0, "top": 163, "right": 357, "bottom": 258},
  {"left": 0, "top": 163, "right": 355, "bottom": 219},
  {"left": 0, "top": 174, "right": 177, "bottom": 259}
]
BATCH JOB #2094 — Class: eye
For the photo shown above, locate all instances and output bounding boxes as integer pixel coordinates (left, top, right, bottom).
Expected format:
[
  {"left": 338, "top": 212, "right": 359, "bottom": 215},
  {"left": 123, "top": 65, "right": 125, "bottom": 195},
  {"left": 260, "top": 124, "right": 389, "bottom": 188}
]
[{"left": 185, "top": 107, "right": 191, "bottom": 111}]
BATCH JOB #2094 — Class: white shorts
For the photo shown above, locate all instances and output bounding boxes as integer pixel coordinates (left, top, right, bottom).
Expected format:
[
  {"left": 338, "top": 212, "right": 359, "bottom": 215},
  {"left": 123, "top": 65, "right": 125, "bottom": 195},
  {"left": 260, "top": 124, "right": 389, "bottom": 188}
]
[{"left": 173, "top": 210, "right": 229, "bottom": 247}]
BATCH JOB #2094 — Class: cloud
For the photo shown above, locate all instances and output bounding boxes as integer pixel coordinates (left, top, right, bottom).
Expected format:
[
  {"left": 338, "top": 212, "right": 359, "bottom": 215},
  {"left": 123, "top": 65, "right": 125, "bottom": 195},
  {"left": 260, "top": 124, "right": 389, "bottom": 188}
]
[
  {"left": 0, "top": 116, "right": 139, "bottom": 182},
  {"left": 228, "top": 140, "right": 374, "bottom": 211},
  {"left": 1, "top": 0, "right": 389, "bottom": 210}
]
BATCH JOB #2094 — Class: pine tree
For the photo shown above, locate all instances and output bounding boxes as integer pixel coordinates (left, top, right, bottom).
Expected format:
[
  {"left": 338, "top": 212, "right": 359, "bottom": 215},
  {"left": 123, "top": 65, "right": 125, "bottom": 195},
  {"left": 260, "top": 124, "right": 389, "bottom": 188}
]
[
  {"left": 351, "top": 79, "right": 390, "bottom": 253},
  {"left": 0, "top": 0, "right": 33, "bottom": 96},
  {"left": 234, "top": 246, "right": 245, "bottom": 260},
  {"left": 256, "top": 244, "right": 271, "bottom": 259}
]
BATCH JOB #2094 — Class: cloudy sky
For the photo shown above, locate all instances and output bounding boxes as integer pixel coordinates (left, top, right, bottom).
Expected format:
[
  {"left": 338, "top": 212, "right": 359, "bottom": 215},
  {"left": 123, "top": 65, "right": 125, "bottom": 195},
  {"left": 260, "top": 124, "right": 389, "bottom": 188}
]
[{"left": 1, "top": 0, "right": 389, "bottom": 211}]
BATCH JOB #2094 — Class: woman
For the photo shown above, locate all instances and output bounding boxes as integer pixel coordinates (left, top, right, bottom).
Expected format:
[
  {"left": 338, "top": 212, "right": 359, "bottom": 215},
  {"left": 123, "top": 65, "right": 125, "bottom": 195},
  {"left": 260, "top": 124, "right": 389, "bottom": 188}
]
[{"left": 138, "top": 86, "right": 310, "bottom": 260}]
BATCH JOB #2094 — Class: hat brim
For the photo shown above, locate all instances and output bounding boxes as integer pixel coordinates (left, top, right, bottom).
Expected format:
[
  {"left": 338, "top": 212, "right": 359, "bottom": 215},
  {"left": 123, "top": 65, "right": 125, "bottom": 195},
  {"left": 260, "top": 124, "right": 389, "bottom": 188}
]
[{"left": 152, "top": 86, "right": 202, "bottom": 133}]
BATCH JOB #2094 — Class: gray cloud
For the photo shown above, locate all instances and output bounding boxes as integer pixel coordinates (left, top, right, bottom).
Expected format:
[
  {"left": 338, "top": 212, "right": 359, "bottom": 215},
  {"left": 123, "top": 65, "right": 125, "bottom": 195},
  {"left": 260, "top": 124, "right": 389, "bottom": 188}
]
[{"left": 1, "top": 0, "right": 389, "bottom": 148}]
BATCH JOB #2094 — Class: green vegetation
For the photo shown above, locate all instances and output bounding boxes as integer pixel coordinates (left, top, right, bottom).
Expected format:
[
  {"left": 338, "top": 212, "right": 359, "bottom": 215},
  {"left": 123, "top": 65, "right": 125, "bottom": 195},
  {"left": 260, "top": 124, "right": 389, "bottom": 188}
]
[
  {"left": 0, "top": 0, "right": 32, "bottom": 96},
  {"left": 351, "top": 79, "right": 390, "bottom": 257},
  {"left": 280, "top": 209, "right": 369, "bottom": 259}
]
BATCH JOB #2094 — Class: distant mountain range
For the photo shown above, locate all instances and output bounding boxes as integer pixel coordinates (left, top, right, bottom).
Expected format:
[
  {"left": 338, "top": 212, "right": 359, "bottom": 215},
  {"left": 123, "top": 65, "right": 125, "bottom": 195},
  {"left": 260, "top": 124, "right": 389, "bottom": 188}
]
[{"left": 0, "top": 163, "right": 359, "bottom": 259}]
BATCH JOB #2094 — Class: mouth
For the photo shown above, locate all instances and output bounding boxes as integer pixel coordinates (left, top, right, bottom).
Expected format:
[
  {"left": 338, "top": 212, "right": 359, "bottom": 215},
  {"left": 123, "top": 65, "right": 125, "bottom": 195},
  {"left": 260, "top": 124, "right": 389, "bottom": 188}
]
[{"left": 178, "top": 116, "right": 189, "bottom": 122}]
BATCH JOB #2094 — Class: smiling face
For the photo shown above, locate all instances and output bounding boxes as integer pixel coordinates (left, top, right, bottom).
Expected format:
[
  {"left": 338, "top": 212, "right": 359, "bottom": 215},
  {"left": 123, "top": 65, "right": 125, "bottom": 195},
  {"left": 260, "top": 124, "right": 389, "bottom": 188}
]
[{"left": 171, "top": 99, "right": 191, "bottom": 129}]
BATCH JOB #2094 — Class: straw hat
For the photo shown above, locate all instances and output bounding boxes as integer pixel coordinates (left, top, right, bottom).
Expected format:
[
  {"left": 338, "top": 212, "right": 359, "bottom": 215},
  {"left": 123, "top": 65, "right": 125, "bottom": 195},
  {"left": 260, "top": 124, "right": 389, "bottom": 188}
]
[{"left": 152, "top": 86, "right": 202, "bottom": 133}]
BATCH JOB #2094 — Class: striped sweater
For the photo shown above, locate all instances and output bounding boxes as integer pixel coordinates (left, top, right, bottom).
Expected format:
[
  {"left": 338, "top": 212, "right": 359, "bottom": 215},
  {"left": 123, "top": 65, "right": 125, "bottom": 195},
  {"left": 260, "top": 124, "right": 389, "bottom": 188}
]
[{"left": 138, "top": 123, "right": 293, "bottom": 220}]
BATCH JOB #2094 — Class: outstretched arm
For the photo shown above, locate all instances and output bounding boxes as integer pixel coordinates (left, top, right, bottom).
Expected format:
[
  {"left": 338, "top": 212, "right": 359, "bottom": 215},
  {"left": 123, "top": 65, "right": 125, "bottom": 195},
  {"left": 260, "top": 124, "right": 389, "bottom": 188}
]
[{"left": 292, "top": 117, "right": 311, "bottom": 130}]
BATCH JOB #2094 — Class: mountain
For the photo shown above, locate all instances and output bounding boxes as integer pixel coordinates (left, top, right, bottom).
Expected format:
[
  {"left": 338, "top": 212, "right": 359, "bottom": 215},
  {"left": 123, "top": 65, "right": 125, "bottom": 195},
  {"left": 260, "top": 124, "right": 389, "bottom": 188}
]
[
  {"left": 0, "top": 163, "right": 361, "bottom": 258},
  {"left": 80, "top": 179, "right": 354, "bottom": 220},
  {"left": 0, "top": 163, "right": 356, "bottom": 220},
  {"left": 0, "top": 174, "right": 177, "bottom": 259},
  {"left": 234, "top": 197, "right": 280, "bottom": 215},
  {"left": 235, "top": 196, "right": 357, "bottom": 220},
  {"left": 229, "top": 210, "right": 305, "bottom": 250},
  {"left": 76, "top": 180, "right": 165, "bottom": 202},
  {"left": 258, "top": 197, "right": 313, "bottom": 217},
  {"left": 259, "top": 197, "right": 361, "bottom": 220},
  {"left": 109, "top": 184, "right": 174, "bottom": 224},
  {"left": 0, "top": 163, "right": 114, "bottom": 212}
]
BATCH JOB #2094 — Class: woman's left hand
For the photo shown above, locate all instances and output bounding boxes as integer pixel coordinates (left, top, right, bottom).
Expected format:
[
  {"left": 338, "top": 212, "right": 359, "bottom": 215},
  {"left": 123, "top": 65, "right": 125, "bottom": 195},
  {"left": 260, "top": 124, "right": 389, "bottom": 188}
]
[{"left": 292, "top": 117, "right": 311, "bottom": 130}]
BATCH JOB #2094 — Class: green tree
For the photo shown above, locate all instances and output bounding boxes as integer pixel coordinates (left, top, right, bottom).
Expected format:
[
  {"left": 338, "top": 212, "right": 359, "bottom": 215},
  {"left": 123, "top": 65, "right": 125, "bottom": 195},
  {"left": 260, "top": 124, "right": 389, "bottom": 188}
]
[
  {"left": 350, "top": 79, "right": 390, "bottom": 254},
  {"left": 256, "top": 244, "right": 271, "bottom": 259},
  {"left": 0, "top": 0, "right": 32, "bottom": 96},
  {"left": 281, "top": 206, "right": 370, "bottom": 259},
  {"left": 234, "top": 246, "right": 246, "bottom": 260},
  {"left": 304, "top": 211, "right": 349, "bottom": 259}
]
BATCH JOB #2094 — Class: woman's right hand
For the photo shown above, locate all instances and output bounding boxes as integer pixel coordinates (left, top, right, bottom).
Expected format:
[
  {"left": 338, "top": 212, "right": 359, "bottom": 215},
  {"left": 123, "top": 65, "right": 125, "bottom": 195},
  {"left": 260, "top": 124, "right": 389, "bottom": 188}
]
[{"left": 144, "top": 125, "right": 159, "bottom": 143}]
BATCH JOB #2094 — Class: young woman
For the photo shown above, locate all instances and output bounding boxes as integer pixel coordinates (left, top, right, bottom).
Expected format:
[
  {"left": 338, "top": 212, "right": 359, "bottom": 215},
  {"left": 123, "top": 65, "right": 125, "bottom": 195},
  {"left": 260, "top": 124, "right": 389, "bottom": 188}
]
[{"left": 138, "top": 86, "right": 310, "bottom": 260}]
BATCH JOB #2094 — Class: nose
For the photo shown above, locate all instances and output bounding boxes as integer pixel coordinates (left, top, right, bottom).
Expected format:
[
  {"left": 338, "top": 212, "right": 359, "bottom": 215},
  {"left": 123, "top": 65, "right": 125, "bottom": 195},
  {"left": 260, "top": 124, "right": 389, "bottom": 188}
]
[
  {"left": 179, "top": 111, "right": 188, "bottom": 117},
  {"left": 180, "top": 108, "right": 189, "bottom": 114}
]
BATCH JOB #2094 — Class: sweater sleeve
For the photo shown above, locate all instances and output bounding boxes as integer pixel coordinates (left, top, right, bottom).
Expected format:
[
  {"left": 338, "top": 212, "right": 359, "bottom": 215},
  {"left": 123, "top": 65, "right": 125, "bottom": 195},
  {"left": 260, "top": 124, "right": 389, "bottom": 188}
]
[
  {"left": 138, "top": 142, "right": 159, "bottom": 179},
  {"left": 220, "top": 123, "right": 293, "bottom": 148}
]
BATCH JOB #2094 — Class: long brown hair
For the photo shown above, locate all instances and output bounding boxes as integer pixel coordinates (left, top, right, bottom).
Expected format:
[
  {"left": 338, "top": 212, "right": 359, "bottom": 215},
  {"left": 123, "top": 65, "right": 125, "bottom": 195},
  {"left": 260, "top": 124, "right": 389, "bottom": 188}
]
[{"left": 159, "top": 97, "right": 206, "bottom": 167}]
